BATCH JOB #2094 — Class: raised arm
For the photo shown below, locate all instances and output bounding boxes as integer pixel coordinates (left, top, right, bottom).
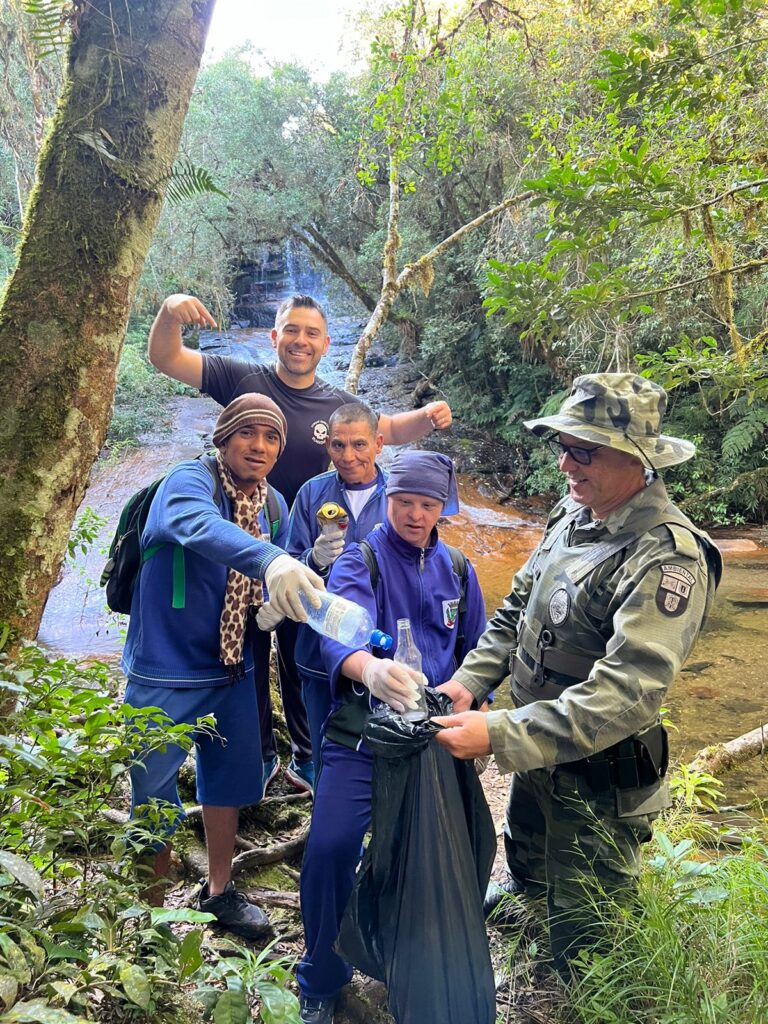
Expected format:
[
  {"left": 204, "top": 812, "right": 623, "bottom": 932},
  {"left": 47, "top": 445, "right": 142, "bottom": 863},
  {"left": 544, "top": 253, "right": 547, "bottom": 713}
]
[
  {"left": 147, "top": 293, "right": 216, "bottom": 389},
  {"left": 378, "top": 400, "right": 452, "bottom": 444}
]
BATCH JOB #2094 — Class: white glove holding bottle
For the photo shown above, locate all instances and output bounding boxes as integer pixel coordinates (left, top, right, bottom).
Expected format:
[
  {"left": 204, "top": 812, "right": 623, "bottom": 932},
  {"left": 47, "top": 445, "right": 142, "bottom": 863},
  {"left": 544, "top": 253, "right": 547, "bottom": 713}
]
[
  {"left": 361, "top": 659, "right": 421, "bottom": 714},
  {"left": 263, "top": 555, "right": 324, "bottom": 622}
]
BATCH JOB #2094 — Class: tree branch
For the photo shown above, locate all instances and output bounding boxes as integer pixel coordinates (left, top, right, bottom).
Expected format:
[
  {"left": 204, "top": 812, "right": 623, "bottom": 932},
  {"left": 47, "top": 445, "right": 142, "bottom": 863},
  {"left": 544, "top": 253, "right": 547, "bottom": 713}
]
[
  {"left": 616, "top": 256, "right": 768, "bottom": 305},
  {"left": 679, "top": 467, "right": 768, "bottom": 511},
  {"left": 688, "top": 723, "right": 768, "bottom": 777}
]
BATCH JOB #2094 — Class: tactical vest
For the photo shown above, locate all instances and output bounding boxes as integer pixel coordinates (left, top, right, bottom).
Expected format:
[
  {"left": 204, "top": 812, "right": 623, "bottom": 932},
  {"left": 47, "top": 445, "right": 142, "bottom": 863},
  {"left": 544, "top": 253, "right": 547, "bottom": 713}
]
[{"left": 510, "top": 497, "right": 722, "bottom": 710}]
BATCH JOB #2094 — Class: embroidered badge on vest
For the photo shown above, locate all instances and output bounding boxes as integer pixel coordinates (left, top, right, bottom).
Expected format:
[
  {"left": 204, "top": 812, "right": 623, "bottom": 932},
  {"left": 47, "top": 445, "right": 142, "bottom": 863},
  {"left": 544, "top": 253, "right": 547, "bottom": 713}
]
[
  {"left": 656, "top": 564, "right": 696, "bottom": 617},
  {"left": 548, "top": 588, "right": 570, "bottom": 626},
  {"left": 442, "top": 598, "right": 460, "bottom": 629}
]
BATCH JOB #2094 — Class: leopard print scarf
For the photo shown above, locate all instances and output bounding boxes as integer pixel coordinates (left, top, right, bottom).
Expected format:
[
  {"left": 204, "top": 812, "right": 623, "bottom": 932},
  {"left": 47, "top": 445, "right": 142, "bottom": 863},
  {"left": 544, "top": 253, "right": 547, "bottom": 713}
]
[{"left": 215, "top": 449, "right": 269, "bottom": 679}]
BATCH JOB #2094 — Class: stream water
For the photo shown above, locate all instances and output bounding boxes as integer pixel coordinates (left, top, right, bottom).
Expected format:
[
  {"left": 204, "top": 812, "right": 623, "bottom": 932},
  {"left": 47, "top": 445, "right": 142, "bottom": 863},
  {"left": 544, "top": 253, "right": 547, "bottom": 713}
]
[{"left": 38, "top": 325, "right": 768, "bottom": 804}]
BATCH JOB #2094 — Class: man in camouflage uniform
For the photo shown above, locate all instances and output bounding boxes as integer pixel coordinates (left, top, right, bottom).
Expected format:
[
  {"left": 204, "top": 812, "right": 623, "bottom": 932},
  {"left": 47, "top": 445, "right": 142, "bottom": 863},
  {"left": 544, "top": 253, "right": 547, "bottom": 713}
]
[{"left": 435, "top": 373, "right": 722, "bottom": 971}]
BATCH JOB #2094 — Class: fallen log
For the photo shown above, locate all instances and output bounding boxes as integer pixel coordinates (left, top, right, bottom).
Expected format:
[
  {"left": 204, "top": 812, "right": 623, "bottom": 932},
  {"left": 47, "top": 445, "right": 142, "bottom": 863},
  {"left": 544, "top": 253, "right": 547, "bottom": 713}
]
[{"left": 687, "top": 722, "right": 767, "bottom": 776}]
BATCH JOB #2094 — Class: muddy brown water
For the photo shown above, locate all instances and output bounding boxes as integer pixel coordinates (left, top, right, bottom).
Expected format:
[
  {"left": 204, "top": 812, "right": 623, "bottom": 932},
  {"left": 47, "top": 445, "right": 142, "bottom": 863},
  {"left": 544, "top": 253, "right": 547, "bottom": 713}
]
[{"left": 38, "top": 326, "right": 768, "bottom": 804}]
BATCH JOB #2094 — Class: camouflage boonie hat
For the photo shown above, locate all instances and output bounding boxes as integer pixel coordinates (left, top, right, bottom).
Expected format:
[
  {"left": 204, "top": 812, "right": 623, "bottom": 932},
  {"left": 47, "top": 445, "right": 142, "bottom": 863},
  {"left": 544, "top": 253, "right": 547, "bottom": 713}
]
[{"left": 524, "top": 373, "right": 695, "bottom": 470}]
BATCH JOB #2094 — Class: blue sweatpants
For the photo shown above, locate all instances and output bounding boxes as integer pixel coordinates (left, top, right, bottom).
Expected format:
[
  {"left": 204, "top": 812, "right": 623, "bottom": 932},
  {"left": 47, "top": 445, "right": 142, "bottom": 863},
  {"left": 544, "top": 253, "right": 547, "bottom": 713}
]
[
  {"left": 299, "top": 669, "right": 333, "bottom": 780},
  {"left": 298, "top": 740, "right": 373, "bottom": 1000}
]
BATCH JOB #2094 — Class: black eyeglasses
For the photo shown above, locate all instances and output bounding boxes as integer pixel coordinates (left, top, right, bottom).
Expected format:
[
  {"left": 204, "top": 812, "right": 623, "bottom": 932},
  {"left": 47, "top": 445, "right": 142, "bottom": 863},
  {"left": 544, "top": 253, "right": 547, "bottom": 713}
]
[{"left": 547, "top": 436, "right": 601, "bottom": 466}]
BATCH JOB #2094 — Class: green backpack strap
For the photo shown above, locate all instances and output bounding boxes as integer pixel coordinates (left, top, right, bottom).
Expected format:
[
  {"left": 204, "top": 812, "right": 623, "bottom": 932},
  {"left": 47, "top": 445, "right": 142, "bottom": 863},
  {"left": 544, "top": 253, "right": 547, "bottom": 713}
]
[
  {"left": 163, "top": 459, "right": 279, "bottom": 611},
  {"left": 265, "top": 484, "right": 281, "bottom": 541}
]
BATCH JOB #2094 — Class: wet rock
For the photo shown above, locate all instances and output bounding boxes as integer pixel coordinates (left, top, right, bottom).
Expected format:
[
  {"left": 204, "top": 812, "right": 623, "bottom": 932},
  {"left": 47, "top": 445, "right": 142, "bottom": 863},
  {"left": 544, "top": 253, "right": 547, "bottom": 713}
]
[{"left": 365, "top": 354, "right": 398, "bottom": 368}]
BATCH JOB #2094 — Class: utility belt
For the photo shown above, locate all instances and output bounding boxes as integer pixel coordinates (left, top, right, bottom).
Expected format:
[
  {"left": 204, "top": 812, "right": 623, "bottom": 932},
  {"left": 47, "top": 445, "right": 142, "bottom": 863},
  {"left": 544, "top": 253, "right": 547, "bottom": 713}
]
[{"left": 560, "top": 725, "right": 669, "bottom": 793}]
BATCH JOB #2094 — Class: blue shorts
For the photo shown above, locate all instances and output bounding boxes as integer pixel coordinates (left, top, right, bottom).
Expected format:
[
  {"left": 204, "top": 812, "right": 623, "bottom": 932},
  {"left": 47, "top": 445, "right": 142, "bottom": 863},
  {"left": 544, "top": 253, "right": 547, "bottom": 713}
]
[{"left": 124, "top": 677, "right": 263, "bottom": 836}]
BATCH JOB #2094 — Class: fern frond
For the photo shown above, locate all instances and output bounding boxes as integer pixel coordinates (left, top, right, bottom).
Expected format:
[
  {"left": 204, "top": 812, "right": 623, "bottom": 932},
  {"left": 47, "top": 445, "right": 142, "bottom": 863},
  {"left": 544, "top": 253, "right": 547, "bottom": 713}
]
[
  {"left": 22, "top": 0, "right": 69, "bottom": 58},
  {"left": 163, "top": 161, "right": 228, "bottom": 206},
  {"left": 721, "top": 406, "right": 768, "bottom": 460}
]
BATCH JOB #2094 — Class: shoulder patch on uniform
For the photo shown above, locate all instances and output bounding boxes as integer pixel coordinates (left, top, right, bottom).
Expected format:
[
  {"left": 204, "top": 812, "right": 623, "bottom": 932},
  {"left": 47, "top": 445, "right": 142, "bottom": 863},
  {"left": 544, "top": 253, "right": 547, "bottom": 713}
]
[
  {"left": 665, "top": 523, "right": 701, "bottom": 561},
  {"left": 656, "top": 563, "right": 696, "bottom": 617}
]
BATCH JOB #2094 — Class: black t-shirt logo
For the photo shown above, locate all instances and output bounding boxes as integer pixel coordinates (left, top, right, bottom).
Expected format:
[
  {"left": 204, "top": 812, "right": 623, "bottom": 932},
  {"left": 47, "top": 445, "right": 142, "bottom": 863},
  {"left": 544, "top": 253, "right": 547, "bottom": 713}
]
[{"left": 311, "top": 420, "right": 329, "bottom": 444}]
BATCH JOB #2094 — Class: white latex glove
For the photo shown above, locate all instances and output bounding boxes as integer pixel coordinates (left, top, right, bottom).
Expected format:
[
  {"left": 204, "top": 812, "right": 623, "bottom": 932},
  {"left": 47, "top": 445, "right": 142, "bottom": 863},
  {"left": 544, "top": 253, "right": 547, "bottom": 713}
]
[
  {"left": 256, "top": 602, "right": 284, "bottom": 632},
  {"left": 312, "top": 523, "right": 346, "bottom": 569},
  {"left": 263, "top": 554, "right": 324, "bottom": 622},
  {"left": 361, "top": 659, "right": 421, "bottom": 714}
]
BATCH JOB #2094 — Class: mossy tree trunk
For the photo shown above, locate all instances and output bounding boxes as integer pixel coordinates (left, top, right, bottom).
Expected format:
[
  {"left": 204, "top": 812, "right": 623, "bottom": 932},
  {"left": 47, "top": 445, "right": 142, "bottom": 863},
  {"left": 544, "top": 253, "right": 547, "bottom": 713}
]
[{"left": 0, "top": 0, "right": 215, "bottom": 639}]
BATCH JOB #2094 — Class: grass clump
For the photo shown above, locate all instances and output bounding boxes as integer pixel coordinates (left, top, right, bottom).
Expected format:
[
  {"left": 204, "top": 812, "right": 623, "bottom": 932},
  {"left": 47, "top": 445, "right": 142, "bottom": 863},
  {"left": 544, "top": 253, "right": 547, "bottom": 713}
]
[{"left": 567, "top": 824, "right": 768, "bottom": 1024}]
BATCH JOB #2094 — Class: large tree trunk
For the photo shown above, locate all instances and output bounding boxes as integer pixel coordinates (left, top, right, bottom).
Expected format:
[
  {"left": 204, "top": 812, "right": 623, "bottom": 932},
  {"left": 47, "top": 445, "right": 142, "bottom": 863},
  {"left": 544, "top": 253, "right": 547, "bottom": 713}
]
[{"left": 0, "top": 0, "right": 215, "bottom": 639}]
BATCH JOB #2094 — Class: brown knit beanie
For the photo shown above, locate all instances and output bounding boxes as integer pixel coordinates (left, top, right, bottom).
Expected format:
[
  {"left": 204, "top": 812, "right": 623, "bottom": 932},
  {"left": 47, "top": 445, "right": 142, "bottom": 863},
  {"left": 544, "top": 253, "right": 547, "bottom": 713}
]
[{"left": 212, "top": 394, "right": 287, "bottom": 454}]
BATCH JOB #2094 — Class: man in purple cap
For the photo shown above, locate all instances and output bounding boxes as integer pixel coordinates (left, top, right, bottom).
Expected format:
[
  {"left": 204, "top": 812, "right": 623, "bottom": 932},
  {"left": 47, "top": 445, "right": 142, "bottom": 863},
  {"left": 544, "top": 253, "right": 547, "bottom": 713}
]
[
  {"left": 122, "top": 395, "right": 323, "bottom": 940},
  {"left": 295, "top": 451, "right": 487, "bottom": 1024}
]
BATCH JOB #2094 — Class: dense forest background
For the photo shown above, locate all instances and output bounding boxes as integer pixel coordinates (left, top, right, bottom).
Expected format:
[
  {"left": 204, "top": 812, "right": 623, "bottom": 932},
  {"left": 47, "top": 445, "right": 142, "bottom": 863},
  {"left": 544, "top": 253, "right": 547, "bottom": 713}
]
[{"left": 2, "top": 0, "right": 767, "bottom": 528}]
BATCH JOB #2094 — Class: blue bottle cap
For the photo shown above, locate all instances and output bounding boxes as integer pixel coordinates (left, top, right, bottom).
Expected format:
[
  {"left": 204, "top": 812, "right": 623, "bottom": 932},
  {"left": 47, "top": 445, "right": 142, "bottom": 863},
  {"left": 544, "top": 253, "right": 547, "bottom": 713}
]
[{"left": 370, "top": 629, "right": 393, "bottom": 651}]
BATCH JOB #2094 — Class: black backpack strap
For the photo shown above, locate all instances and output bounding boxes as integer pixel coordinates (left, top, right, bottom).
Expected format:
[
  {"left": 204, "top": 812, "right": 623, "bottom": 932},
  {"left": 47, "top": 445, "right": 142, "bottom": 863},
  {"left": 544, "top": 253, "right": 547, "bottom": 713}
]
[
  {"left": 359, "top": 538, "right": 379, "bottom": 590},
  {"left": 198, "top": 453, "right": 223, "bottom": 510},
  {"left": 444, "top": 543, "right": 469, "bottom": 663}
]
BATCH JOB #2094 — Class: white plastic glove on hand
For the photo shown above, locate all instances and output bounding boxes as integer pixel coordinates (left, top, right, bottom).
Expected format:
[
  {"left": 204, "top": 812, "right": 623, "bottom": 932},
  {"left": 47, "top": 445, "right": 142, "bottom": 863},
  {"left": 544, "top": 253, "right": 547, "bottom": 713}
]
[
  {"left": 256, "top": 602, "right": 284, "bottom": 632},
  {"left": 311, "top": 523, "right": 346, "bottom": 569},
  {"left": 263, "top": 554, "right": 324, "bottom": 622},
  {"left": 361, "top": 659, "right": 421, "bottom": 714}
]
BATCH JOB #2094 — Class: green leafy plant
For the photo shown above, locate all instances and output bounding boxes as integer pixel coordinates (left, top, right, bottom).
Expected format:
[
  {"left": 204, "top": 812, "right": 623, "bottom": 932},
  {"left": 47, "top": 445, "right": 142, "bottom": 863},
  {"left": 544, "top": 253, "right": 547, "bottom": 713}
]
[
  {"left": 0, "top": 645, "right": 298, "bottom": 1022},
  {"left": 670, "top": 763, "right": 724, "bottom": 811}
]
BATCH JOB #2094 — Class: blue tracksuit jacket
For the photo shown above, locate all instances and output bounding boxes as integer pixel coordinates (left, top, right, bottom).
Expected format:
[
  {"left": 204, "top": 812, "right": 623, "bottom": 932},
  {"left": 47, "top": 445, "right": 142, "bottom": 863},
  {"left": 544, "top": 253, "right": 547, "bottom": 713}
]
[
  {"left": 321, "top": 519, "right": 487, "bottom": 714},
  {"left": 287, "top": 465, "right": 388, "bottom": 680}
]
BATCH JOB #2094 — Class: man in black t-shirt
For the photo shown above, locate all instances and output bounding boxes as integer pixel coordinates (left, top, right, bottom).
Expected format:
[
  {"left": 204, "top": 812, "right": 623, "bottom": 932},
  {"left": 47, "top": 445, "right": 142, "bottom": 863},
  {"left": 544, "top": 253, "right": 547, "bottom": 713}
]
[{"left": 147, "top": 292, "right": 453, "bottom": 791}]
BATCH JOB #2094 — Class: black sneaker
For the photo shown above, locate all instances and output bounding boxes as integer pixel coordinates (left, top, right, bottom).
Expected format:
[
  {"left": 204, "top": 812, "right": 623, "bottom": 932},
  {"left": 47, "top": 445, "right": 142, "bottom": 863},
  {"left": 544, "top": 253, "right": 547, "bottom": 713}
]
[
  {"left": 299, "top": 995, "right": 337, "bottom": 1024},
  {"left": 483, "top": 876, "right": 528, "bottom": 924},
  {"left": 198, "top": 880, "right": 272, "bottom": 941}
]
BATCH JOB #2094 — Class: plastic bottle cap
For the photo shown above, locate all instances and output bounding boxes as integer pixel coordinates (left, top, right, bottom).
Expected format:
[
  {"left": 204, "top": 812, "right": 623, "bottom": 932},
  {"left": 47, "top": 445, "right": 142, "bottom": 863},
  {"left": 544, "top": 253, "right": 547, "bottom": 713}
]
[{"left": 371, "top": 629, "right": 393, "bottom": 651}]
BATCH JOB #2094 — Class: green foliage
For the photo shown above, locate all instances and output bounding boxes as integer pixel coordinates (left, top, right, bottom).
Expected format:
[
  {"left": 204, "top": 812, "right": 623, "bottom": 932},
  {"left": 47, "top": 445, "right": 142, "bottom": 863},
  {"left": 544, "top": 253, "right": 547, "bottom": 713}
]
[
  {"left": 0, "top": 645, "right": 299, "bottom": 1023},
  {"left": 108, "top": 344, "right": 191, "bottom": 446},
  {"left": 163, "top": 161, "right": 228, "bottom": 207},
  {"left": 21, "top": 1, "right": 68, "bottom": 59},
  {"left": 66, "top": 508, "right": 106, "bottom": 564},
  {"left": 670, "top": 764, "right": 724, "bottom": 811},
  {"left": 567, "top": 827, "right": 768, "bottom": 1023}
]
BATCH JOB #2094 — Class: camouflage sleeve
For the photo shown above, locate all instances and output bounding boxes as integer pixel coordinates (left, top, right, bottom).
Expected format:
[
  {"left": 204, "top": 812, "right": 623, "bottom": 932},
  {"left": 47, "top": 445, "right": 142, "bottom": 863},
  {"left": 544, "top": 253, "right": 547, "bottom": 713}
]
[
  {"left": 486, "top": 529, "right": 713, "bottom": 774},
  {"left": 452, "top": 557, "right": 534, "bottom": 704}
]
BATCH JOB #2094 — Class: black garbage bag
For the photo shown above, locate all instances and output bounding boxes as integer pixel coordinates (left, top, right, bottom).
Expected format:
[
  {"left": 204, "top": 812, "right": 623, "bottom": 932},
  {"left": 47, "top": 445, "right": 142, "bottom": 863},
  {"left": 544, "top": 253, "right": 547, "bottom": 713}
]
[{"left": 335, "top": 689, "right": 496, "bottom": 1024}]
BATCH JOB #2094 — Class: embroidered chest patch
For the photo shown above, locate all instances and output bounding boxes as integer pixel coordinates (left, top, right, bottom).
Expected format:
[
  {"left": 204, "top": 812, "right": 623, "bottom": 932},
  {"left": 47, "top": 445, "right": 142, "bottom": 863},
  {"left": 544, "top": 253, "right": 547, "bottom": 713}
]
[
  {"left": 656, "top": 564, "right": 696, "bottom": 617},
  {"left": 548, "top": 588, "right": 570, "bottom": 626},
  {"left": 442, "top": 598, "right": 460, "bottom": 629}
]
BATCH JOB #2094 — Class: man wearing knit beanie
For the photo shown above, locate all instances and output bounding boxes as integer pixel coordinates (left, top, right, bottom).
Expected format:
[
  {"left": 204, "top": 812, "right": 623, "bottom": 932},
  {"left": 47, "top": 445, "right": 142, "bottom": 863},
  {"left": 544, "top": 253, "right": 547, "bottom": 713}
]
[{"left": 122, "top": 395, "right": 323, "bottom": 940}]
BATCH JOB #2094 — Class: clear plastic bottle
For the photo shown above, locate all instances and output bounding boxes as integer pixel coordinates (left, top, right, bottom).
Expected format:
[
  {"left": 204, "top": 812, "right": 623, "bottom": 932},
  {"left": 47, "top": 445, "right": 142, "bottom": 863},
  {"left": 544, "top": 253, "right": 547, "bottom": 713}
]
[
  {"left": 394, "top": 618, "right": 429, "bottom": 722},
  {"left": 299, "top": 590, "right": 393, "bottom": 650}
]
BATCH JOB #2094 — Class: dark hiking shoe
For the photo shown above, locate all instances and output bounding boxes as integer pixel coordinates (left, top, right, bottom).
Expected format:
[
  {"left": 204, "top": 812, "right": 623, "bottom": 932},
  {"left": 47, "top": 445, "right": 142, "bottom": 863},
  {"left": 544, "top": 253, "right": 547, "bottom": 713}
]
[
  {"left": 198, "top": 880, "right": 272, "bottom": 941},
  {"left": 285, "top": 756, "right": 315, "bottom": 796},
  {"left": 483, "top": 876, "right": 528, "bottom": 924},
  {"left": 299, "top": 995, "right": 337, "bottom": 1024}
]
